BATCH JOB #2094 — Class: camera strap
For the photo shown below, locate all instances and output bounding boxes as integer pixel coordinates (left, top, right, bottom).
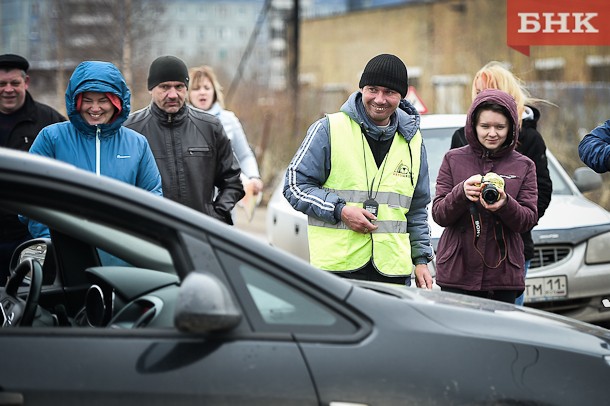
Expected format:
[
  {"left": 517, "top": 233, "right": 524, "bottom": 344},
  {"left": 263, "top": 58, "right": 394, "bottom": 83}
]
[
  {"left": 494, "top": 218, "right": 507, "bottom": 259},
  {"left": 470, "top": 203, "right": 507, "bottom": 268},
  {"left": 469, "top": 203, "right": 481, "bottom": 241}
]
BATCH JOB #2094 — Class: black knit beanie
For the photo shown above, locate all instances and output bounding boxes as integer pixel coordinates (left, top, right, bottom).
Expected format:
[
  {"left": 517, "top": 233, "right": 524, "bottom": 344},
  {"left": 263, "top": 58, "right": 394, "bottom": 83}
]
[
  {"left": 147, "top": 55, "right": 189, "bottom": 90},
  {"left": 359, "top": 54, "right": 408, "bottom": 98}
]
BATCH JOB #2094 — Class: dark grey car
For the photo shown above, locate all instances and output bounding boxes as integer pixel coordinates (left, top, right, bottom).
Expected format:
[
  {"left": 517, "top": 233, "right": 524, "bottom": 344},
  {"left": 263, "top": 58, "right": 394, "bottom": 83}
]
[{"left": 1, "top": 148, "right": 609, "bottom": 405}]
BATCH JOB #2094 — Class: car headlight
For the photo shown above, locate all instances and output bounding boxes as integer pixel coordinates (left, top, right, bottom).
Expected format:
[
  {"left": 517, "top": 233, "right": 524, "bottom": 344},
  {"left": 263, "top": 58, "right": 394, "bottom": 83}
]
[{"left": 585, "top": 231, "right": 610, "bottom": 264}]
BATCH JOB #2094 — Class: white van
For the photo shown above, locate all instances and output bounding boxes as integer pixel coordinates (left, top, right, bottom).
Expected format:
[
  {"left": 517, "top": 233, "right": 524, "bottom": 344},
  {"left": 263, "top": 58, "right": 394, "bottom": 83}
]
[{"left": 267, "top": 114, "right": 610, "bottom": 324}]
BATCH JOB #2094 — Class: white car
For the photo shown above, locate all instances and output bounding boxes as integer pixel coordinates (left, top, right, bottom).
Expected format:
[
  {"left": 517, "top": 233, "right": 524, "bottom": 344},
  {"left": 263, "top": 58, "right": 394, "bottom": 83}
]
[{"left": 267, "top": 114, "right": 610, "bottom": 324}]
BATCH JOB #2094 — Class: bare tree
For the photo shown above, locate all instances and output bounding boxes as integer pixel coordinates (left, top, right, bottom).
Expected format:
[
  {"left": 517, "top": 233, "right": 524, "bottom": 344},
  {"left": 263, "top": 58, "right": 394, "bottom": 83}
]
[{"left": 49, "top": 0, "right": 164, "bottom": 101}]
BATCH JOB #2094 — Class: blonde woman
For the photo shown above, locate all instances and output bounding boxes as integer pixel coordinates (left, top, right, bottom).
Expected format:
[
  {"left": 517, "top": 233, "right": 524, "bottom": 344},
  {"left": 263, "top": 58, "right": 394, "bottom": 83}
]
[{"left": 450, "top": 61, "right": 553, "bottom": 305}]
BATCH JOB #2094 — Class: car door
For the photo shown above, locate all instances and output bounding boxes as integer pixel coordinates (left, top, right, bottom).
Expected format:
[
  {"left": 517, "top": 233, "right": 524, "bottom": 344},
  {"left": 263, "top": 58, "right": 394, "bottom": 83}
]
[
  {"left": 0, "top": 330, "right": 317, "bottom": 405},
  {"left": 0, "top": 173, "right": 318, "bottom": 405}
]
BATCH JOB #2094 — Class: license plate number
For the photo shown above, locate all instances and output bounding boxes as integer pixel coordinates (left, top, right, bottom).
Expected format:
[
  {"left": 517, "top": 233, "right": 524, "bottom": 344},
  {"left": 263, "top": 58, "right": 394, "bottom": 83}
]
[{"left": 524, "top": 276, "right": 567, "bottom": 302}]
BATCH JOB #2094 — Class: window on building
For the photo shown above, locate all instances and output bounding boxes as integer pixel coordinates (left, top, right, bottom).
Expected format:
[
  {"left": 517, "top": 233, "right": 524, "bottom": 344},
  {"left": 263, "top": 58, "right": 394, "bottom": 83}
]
[
  {"left": 217, "top": 27, "right": 230, "bottom": 40},
  {"left": 587, "top": 55, "right": 610, "bottom": 82},
  {"left": 408, "top": 66, "right": 422, "bottom": 90},
  {"left": 431, "top": 74, "right": 470, "bottom": 114},
  {"left": 534, "top": 57, "right": 565, "bottom": 81},
  {"left": 216, "top": 4, "right": 227, "bottom": 18},
  {"left": 591, "top": 65, "right": 610, "bottom": 82}
]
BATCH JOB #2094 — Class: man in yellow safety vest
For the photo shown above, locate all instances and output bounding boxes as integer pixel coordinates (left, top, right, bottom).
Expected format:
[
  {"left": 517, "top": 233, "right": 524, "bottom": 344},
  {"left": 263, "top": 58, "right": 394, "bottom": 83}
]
[{"left": 284, "top": 54, "right": 433, "bottom": 288}]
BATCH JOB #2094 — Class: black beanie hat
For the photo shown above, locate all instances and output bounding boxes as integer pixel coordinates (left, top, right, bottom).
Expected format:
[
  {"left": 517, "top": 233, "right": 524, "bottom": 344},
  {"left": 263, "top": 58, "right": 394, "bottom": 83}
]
[
  {"left": 359, "top": 54, "right": 408, "bottom": 98},
  {"left": 147, "top": 55, "right": 189, "bottom": 90}
]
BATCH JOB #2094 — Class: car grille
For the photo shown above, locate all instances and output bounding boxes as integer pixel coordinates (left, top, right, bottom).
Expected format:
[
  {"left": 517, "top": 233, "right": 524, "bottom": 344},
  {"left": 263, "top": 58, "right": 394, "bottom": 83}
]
[{"left": 530, "top": 245, "right": 571, "bottom": 269}]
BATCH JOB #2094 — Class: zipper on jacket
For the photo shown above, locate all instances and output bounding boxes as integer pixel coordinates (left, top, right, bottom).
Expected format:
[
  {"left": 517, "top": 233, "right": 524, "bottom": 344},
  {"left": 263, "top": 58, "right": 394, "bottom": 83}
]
[
  {"left": 167, "top": 116, "right": 182, "bottom": 201},
  {"left": 96, "top": 126, "right": 101, "bottom": 176}
]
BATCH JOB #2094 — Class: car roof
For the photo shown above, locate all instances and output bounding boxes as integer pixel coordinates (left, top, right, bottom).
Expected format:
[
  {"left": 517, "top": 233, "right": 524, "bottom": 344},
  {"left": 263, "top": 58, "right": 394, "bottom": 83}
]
[{"left": 0, "top": 147, "right": 206, "bottom": 224}]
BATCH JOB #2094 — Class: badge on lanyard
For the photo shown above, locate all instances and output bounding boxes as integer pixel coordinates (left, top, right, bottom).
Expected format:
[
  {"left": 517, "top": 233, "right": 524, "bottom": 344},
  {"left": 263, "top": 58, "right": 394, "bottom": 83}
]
[{"left": 363, "top": 198, "right": 379, "bottom": 218}]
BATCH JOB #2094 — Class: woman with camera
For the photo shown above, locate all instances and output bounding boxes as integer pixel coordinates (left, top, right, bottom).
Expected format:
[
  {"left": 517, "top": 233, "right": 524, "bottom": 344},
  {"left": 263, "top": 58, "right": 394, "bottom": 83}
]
[
  {"left": 450, "top": 62, "right": 553, "bottom": 305},
  {"left": 432, "top": 89, "right": 538, "bottom": 304}
]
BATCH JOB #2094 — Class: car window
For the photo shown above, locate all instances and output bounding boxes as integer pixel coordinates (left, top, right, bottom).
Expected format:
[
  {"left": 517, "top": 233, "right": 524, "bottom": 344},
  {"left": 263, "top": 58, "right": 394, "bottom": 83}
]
[
  {"left": 546, "top": 160, "right": 571, "bottom": 195},
  {"left": 421, "top": 127, "right": 456, "bottom": 196},
  {"left": 216, "top": 250, "right": 358, "bottom": 335},
  {"left": 243, "top": 267, "right": 337, "bottom": 326},
  {"left": 13, "top": 203, "right": 175, "bottom": 276}
]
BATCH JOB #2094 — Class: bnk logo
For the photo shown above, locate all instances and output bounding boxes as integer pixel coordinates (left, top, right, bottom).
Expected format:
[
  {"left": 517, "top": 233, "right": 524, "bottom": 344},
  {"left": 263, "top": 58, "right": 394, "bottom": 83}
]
[
  {"left": 507, "top": 0, "right": 610, "bottom": 56},
  {"left": 518, "top": 13, "right": 598, "bottom": 34}
]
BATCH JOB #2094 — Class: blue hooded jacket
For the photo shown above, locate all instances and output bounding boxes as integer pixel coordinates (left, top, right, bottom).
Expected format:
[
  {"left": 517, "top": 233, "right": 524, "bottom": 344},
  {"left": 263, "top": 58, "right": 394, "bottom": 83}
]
[
  {"left": 28, "top": 61, "right": 162, "bottom": 237},
  {"left": 578, "top": 119, "right": 610, "bottom": 173}
]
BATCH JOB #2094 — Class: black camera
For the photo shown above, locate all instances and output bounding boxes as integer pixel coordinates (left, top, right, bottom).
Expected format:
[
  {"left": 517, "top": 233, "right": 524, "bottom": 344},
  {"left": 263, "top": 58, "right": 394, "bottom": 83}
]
[{"left": 481, "top": 182, "right": 499, "bottom": 204}]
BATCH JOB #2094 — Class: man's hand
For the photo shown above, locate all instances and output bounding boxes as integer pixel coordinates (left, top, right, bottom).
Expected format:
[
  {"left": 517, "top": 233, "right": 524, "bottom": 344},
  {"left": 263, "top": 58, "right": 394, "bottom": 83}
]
[
  {"left": 414, "top": 263, "right": 433, "bottom": 289},
  {"left": 341, "top": 205, "right": 378, "bottom": 234},
  {"left": 249, "top": 178, "right": 264, "bottom": 195}
]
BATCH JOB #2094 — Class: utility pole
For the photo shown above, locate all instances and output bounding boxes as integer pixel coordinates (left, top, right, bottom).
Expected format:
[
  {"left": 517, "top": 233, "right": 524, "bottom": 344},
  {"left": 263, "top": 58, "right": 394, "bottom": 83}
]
[
  {"left": 54, "top": 0, "right": 66, "bottom": 106},
  {"left": 289, "top": 0, "right": 300, "bottom": 136},
  {"left": 288, "top": 0, "right": 299, "bottom": 99},
  {"left": 121, "top": 0, "right": 133, "bottom": 87}
]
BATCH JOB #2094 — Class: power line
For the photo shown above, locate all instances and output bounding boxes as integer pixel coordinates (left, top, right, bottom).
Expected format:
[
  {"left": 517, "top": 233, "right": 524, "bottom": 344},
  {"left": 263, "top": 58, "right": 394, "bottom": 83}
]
[{"left": 226, "top": 0, "right": 273, "bottom": 104}]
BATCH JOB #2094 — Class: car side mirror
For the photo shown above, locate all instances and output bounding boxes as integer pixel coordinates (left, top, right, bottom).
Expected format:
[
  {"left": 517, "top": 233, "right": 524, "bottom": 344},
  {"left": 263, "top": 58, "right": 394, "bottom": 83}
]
[
  {"left": 573, "top": 167, "right": 603, "bottom": 193},
  {"left": 174, "top": 271, "right": 242, "bottom": 333}
]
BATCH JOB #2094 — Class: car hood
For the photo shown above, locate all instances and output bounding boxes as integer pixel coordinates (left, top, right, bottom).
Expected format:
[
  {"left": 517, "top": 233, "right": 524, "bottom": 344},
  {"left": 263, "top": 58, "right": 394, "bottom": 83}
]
[
  {"left": 354, "top": 281, "right": 610, "bottom": 354},
  {"left": 428, "top": 195, "right": 610, "bottom": 242},
  {"left": 536, "top": 194, "right": 610, "bottom": 229}
]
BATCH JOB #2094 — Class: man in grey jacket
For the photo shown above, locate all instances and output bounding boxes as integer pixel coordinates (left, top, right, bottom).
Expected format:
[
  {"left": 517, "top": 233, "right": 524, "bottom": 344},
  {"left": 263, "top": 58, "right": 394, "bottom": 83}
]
[
  {"left": 125, "top": 55, "right": 244, "bottom": 224},
  {"left": 284, "top": 54, "right": 434, "bottom": 288}
]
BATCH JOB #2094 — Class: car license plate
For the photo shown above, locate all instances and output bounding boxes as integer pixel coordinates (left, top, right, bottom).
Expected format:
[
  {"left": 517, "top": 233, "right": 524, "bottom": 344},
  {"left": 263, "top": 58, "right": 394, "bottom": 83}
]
[{"left": 524, "top": 276, "right": 567, "bottom": 302}]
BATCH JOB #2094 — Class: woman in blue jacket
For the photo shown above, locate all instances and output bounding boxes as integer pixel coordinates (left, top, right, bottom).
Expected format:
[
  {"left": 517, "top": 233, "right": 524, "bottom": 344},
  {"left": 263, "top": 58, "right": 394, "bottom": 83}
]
[{"left": 28, "top": 61, "right": 162, "bottom": 237}]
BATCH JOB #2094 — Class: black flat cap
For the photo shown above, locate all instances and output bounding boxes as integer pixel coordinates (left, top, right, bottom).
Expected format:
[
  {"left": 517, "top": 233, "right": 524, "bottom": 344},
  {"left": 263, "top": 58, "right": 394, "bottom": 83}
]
[{"left": 0, "top": 54, "right": 29, "bottom": 72}]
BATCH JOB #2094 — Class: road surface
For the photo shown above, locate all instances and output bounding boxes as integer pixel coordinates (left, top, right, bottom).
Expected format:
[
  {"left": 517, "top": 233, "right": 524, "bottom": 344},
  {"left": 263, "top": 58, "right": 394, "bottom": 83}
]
[{"left": 234, "top": 204, "right": 267, "bottom": 242}]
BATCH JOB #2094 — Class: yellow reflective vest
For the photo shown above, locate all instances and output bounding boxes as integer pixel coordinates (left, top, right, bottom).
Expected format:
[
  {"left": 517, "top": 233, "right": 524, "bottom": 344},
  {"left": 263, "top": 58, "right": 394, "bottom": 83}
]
[{"left": 308, "top": 112, "right": 422, "bottom": 276}]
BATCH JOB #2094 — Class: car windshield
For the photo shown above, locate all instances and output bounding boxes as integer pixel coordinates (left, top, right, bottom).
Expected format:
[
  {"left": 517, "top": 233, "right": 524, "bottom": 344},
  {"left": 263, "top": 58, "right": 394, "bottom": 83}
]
[{"left": 421, "top": 126, "right": 572, "bottom": 197}]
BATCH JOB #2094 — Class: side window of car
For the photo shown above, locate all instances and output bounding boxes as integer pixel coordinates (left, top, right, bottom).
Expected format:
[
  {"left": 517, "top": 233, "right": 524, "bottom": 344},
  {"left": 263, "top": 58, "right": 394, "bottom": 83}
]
[
  {"left": 242, "top": 265, "right": 337, "bottom": 326},
  {"left": 216, "top": 250, "right": 359, "bottom": 335}
]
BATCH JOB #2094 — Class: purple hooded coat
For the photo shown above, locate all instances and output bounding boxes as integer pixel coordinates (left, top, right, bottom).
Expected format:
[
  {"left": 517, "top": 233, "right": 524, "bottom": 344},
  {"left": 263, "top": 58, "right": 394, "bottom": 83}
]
[{"left": 432, "top": 89, "right": 538, "bottom": 292}]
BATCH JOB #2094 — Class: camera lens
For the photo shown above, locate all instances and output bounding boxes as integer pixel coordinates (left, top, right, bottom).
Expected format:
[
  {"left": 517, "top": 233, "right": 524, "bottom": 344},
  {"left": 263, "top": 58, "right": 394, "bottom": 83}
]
[{"left": 482, "top": 183, "right": 499, "bottom": 204}]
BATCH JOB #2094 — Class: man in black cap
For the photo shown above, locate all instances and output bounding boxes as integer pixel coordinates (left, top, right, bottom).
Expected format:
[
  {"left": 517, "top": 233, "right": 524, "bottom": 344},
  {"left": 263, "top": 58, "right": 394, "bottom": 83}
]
[
  {"left": 124, "top": 55, "right": 244, "bottom": 224},
  {"left": 283, "top": 54, "right": 434, "bottom": 288},
  {"left": 0, "top": 53, "right": 66, "bottom": 282}
]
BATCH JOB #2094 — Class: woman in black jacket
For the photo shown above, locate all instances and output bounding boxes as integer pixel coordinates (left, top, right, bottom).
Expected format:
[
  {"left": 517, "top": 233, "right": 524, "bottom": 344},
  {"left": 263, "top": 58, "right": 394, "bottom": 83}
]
[{"left": 450, "top": 61, "right": 553, "bottom": 305}]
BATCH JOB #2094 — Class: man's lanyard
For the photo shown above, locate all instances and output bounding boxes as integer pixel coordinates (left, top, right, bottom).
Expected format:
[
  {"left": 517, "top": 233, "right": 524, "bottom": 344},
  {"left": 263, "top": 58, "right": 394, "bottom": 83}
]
[{"left": 362, "top": 132, "right": 388, "bottom": 216}]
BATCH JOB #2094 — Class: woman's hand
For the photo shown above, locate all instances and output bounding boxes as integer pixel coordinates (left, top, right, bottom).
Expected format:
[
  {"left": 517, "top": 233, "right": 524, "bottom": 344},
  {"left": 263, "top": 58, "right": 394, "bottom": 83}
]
[
  {"left": 463, "top": 174, "right": 483, "bottom": 202},
  {"left": 481, "top": 187, "right": 508, "bottom": 211}
]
